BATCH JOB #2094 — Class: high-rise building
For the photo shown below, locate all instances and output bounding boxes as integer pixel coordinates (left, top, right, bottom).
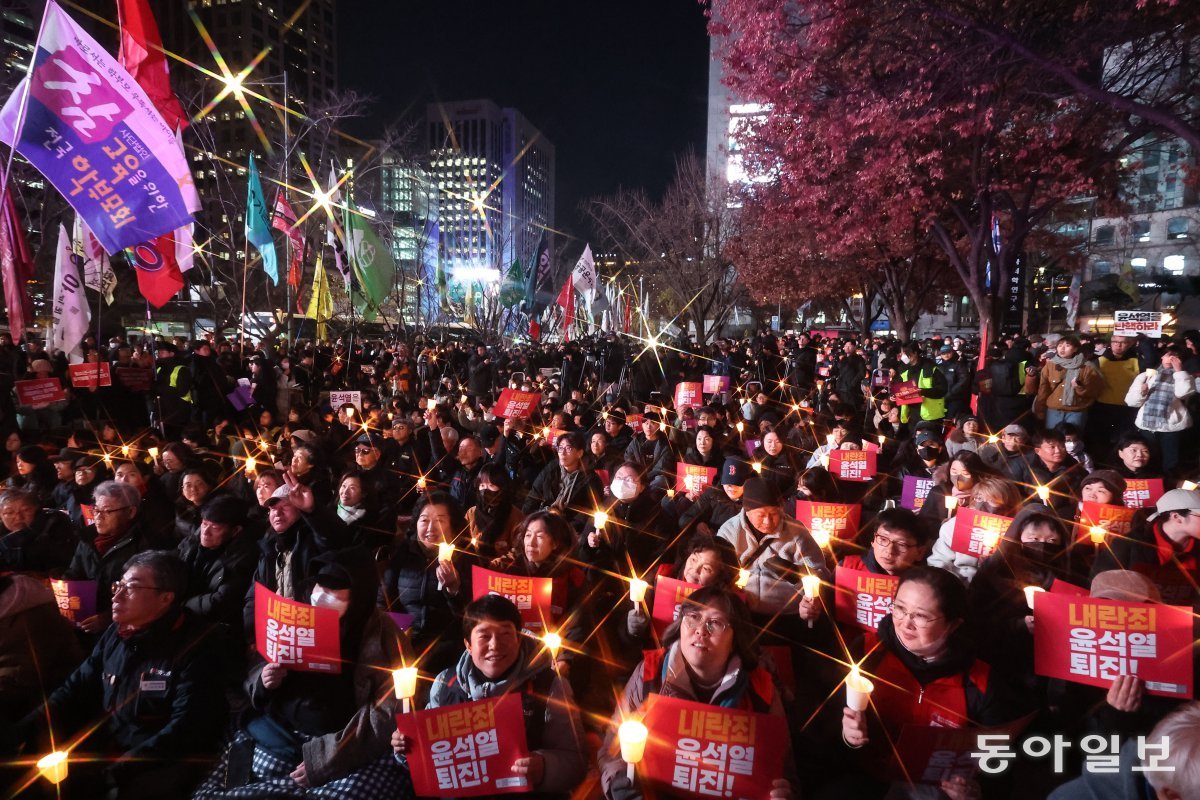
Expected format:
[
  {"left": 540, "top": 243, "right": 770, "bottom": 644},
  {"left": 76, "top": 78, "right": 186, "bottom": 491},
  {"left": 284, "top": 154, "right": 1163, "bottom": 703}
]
[{"left": 426, "top": 99, "right": 555, "bottom": 283}]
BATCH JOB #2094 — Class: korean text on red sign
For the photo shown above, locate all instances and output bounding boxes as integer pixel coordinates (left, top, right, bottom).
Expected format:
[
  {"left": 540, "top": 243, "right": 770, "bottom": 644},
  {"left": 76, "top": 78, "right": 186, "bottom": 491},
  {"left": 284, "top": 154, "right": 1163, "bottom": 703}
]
[
  {"left": 828, "top": 449, "right": 876, "bottom": 482},
  {"left": 68, "top": 362, "right": 111, "bottom": 388},
  {"left": 651, "top": 576, "right": 703, "bottom": 636},
  {"left": 1122, "top": 479, "right": 1164, "bottom": 509},
  {"left": 1074, "top": 502, "right": 1135, "bottom": 542},
  {"left": 675, "top": 463, "right": 718, "bottom": 493},
  {"left": 491, "top": 388, "right": 541, "bottom": 419},
  {"left": 253, "top": 583, "right": 341, "bottom": 674},
  {"left": 397, "top": 693, "right": 530, "bottom": 797},
  {"left": 1033, "top": 592, "right": 1193, "bottom": 698},
  {"left": 834, "top": 566, "right": 900, "bottom": 632},
  {"left": 472, "top": 566, "right": 556, "bottom": 631},
  {"left": 15, "top": 378, "right": 66, "bottom": 405},
  {"left": 674, "top": 382, "right": 702, "bottom": 411},
  {"left": 795, "top": 501, "right": 862, "bottom": 541},
  {"left": 950, "top": 508, "right": 1013, "bottom": 559},
  {"left": 637, "top": 693, "right": 787, "bottom": 799}
]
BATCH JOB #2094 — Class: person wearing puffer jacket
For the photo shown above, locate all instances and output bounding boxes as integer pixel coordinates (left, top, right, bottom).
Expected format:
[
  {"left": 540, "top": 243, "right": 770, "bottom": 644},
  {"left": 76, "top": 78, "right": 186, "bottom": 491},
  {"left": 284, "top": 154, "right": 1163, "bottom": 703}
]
[
  {"left": 926, "top": 473, "right": 1023, "bottom": 584},
  {"left": 1125, "top": 344, "right": 1196, "bottom": 475}
]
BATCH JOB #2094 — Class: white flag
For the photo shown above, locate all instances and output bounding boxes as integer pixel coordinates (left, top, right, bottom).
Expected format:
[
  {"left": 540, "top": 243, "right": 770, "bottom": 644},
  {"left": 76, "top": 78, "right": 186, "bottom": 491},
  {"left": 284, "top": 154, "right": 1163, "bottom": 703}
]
[
  {"left": 326, "top": 167, "right": 352, "bottom": 287},
  {"left": 571, "top": 243, "right": 597, "bottom": 304},
  {"left": 72, "top": 215, "right": 116, "bottom": 305},
  {"left": 175, "top": 129, "right": 199, "bottom": 272},
  {"left": 48, "top": 224, "right": 90, "bottom": 364}
]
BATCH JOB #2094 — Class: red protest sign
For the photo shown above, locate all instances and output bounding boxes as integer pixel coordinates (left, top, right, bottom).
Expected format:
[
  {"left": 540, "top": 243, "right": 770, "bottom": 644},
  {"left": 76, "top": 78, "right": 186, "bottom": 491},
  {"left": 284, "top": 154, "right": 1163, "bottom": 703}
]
[
  {"left": 891, "top": 715, "right": 1035, "bottom": 785},
  {"left": 254, "top": 583, "right": 341, "bottom": 673},
  {"left": 115, "top": 366, "right": 153, "bottom": 392},
  {"left": 638, "top": 693, "right": 787, "bottom": 799},
  {"left": 890, "top": 380, "right": 923, "bottom": 405},
  {"left": 50, "top": 579, "right": 96, "bottom": 626},
  {"left": 950, "top": 508, "right": 1013, "bottom": 559},
  {"left": 491, "top": 388, "right": 541, "bottom": 419},
  {"left": 1033, "top": 592, "right": 1193, "bottom": 698},
  {"left": 651, "top": 576, "right": 702, "bottom": 635},
  {"left": 794, "top": 501, "right": 862, "bottom": 541},
  {"left": 68, "top": 362, "right": 112, "bottom": 388},
  {"left": 1123, "top": 479, "right": 1165, "bottom": 509},
  {"left": 828, "top": 449, "right": 876, "bottom": 482},
  {"left": 1050, "top": 579, "right": 1089, "bottom": 597},
  {"left": 834, "top": 566, "right": 900, "bottom": 632},
  {"left": 1075, "top": 501, "right": 1136, "bottom": 543},
  {"left": 702, "top": 375, "right": 731, "bottom": 394},
  {"left": 397, "top": 693, "right": 531, "bottom": 797},
  {"left": 472, "top": 566, "right": 556, "bottom": 631},
  {"left": 674, "top": 381, "right": 702, "bottom": 411},
  {"left": 15, "top": 378, "right": 65, "bottom": 405},
  {"left": 675, "top": 462, "right": 717, "bottom": 493}
]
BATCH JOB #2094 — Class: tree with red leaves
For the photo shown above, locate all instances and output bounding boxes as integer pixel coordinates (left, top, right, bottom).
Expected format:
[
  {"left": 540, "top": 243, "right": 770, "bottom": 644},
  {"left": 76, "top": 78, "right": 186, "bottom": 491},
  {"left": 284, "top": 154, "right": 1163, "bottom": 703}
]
[{"left": 712, "top": 0, "right": 1135, "bottom": 337}]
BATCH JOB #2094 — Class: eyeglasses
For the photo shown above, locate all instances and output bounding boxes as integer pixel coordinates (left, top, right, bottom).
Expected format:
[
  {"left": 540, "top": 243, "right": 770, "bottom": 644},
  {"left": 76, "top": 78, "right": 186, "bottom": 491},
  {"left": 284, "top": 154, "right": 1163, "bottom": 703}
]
[
  {"left": 93, "top": 506, "right": 131, "bottom": 517},
  {"left": 681, "top": 611, "right": 730, "bottom": 636},
  {"left": 873, "top": 533, "right": 914, "bottom": 552},
  {"left": 354, "top": 446, "right": 375, "bottom": 454},
  {"left": 891, "top": 605, "right": 943, "bottom": 629},
  {"left": 556, "top": 444, "right": 577, "bottom": 453},
  {"left": 111, "top": 580, "right": 167, "bottom": 597}
]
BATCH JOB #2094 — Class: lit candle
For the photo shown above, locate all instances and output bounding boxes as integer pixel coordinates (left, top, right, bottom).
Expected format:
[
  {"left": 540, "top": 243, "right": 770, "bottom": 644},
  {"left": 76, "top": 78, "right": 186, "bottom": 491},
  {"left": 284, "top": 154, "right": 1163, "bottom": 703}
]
[
  {"left": 736, "top": 568, "right": 750, "bottom": 589},
  {"left": 102, "top": 452, "right": 112, "bottom": 465},
  {"left": 810, "top": 529, "right": 831, "bottom": 549},
  {"left": 346, "top": 406, "right": 356, "bottom": 418},
  {"left": 245, "top": 455, "right": 257, "bottom": 474},
  {"left": 845, "top": 665, "right": 875, "bottom": 711},
  {"left": 1182, "top": 480, "right": 1198, "bottom": 491},
  {"left": 618, "top": 719, "right": 649, "bottom": 783},
  {"left": 121, "top": 444, "right": 130, "bottom": 457},
  {"left": 1036, "top": 485, "right": 1050, "bottom": 503},
  {"left": 37, "top": 751, "right": 68, "bottom": 785},
  {"left": 736, "top": 421, "right": 744, "bottom": 433},
  {"left": 801, "top": 574, "right": 821, "bottom": 629},
  {"left": 392, "top": 666, "right": 418, "bottom": 713},
  {"left": 1024, "top": 585, "right": 1046, "bottom": 610},
  {"left": 820, "top": 454, "right": 829, "bottom": 468},
  {"left": 593, "top": 510, "right": 608, "bottom": 530},
  {"left": 541, "top": 426, "right": 551, "bottom": 439},
  {"left": 629, "top": 577, "right": 649, "bottom": 604},
  {"left": 460, "top": 394, "right": 468, "bottom": 404},
  {"left": 877, "top": 434, "right": 885, "bottom": 446},
  {"left": 944, "top": 494, "right": 958, "bottom": 514},
  {"left": 388, "top": 412, "right": 395, "bottom": 421},
  {"left": 1089, "top": 525, "right": 1106, "bottom": 545},
  {"left": 666, "top": 487, "right": 675, "bottom": 498},
  {"left": 791, "top": 403, "right": 800, "bottom": 412},
  {"left": 543, "top": 631, "right": 563, "bottom": 660},
  {"left": 417, "top": 476, "right": 427, "bottom": 491},
  {"left": 984, "top": 529, "right": 1001, "bottom": 550},
  {"left": 987, "top": 434, "right": 999, "bottom": 444},
  {"left": 148, "top": 446, "right": 159, "bottom": 460},
  {"left": 436, "top": 541, "right": 453, "bottom": 591},
  {"left": 751, "top": 461, "right": 762, "bottom": 474},
  {"left": 826, "top": 434, "right": 836, "bottom": 447}
]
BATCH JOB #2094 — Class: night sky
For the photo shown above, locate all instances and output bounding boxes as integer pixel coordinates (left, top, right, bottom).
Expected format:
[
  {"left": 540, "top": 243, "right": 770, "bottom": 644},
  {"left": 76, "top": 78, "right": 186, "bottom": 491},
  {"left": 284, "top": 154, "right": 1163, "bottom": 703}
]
[{"left": 336, "top": 0, "right": 712, "bottom": 243}]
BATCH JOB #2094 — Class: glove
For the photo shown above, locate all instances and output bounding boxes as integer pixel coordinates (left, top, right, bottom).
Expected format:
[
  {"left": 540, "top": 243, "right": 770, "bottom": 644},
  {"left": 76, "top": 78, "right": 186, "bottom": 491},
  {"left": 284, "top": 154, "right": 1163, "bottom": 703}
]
[
  {"left": 607, "top": 772, "right": 642, "bottom": 800},
  {"left": 626, "top": 608, "right": 648, "bottom": 638}
]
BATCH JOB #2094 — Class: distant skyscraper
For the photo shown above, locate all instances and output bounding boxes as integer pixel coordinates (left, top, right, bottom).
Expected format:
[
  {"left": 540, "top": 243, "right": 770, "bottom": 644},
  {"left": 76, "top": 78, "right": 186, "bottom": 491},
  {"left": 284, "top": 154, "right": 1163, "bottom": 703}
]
[{"left": 426, "top": 99, "right": 555, "bottom": 281}]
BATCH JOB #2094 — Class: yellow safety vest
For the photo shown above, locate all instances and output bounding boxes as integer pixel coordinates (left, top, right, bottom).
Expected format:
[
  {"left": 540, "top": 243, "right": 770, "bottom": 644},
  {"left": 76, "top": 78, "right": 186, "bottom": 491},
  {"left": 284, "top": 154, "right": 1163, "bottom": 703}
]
[
  {"left": 900, "top": 365, "right": 946, "bottom": 423},
  {"left": 169, "top": 365, "right": 194, "bottom": 403}
]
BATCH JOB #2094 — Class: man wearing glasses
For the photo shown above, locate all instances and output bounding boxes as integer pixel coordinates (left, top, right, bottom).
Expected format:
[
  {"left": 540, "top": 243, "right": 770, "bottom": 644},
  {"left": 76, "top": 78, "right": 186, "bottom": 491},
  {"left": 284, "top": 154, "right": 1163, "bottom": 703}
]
[
  {"left": 352, "top": 432, "right": 400, "bottom": 499},
  {"left": 13, "top": 550, "right": 228, "bottom": 798},
  {"left": 63, "top": 480, "right": 152, "bottom": 636},
  {"left": 841, "top": 509, "right": 933, "bottom": 576}
]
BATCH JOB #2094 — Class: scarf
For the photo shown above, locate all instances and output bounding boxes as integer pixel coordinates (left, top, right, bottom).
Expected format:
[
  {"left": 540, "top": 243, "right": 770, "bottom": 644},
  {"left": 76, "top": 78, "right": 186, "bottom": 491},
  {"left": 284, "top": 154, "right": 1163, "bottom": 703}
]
[
  {"left": 453, "top": 637, "right": 547, "bottom": 700},
  {"left": 553, "top": 467, "right": 582, "bottom": 509},
  {"left": 1052, "top": 353, "right": 1084, "bottom": 406},
  {"left": 336, "top": 504, "right": 367, "bottom": 525},
  {"left": 1142, "top": 368, "right": 1178, "bottom": 429}
]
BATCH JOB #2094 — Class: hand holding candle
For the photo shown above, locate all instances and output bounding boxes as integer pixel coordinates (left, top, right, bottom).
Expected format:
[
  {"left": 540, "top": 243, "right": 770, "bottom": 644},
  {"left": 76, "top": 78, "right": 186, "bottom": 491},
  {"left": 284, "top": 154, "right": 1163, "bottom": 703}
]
[
  {"left": 629, "top": 577, "right": 649, "bottom": 604},
  {"left": 845, "top": 665, "right": 875, "bottom": 711},
  {"left": 800, "top": 574, "right": 821, "bottom": 628},
  {"left": 436, "top": 541, "right": 454, "bottom": 591},
  {"left": 37, "top": 751, "right": 68, "bottom": 784},
  {"left": 393, "top": 666, "right": 418, "bottom": 713},
  {"left": 1089, "top": 525, "right": 1107, "bottom": 545},
  {"left": 1024, "top": 585, "right": 1045, "bottom": 610},
  {"left": 618, "top": 719, "right": 649, "bottom": 783}
]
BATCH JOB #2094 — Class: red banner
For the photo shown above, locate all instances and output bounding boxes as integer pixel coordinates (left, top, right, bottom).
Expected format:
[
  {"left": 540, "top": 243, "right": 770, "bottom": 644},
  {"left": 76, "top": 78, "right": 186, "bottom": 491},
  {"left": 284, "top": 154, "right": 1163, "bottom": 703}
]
[
  {"left": 1033, "top": 592, "right": 1193, "bottom": 698},
  {"left": 115, "top": 366, "right": 153, "bottom": 391},
  {"left": 15, "top": 378, "right": 65, "bottom": 405},
  {"left": 892, "top": 715, "right": 1035, "bottom": 785},
  {"left": 1123, "top": 479, "right": 1165, "bottom": 509},
  {"left": 674, "top": 382, "right": 702, "bottom": 411},
  {"left": 397, "top": 693, "right": 531, "bottom": 797},
  {"left": 68, "top": 362, "right": 112, "bottom": 388},
  {"left": 472, "top": 566, "right": 556, "bottom": 631},
  {"left": 834, "top": 566, "right": 899, "bottom": 632},
  {"left": 828, "top": 449, "right": 876, "bottom": 482},
  {"left": 1051, "top": 579, "right": 1089, "bottom": 597},
  {"left": 491, "top": 388, "right": 541, "bottom": 420},
  {"left": 702, "top": 375, "right": 731, "bottom": 394},
  {"left": 1075, "top": 501, "right": 1136, "bottom": 543},
  {"left": 675, "top": 462, "right": 717, "bottom": 493},
  {"left": 253, "top": 583, "right": 341, "bottom": 673},
  {"left": 637, "top": 693, "right": 787, "bottom": 799},
  {"left": 950, "top": 507, "right": 1013, "bottom": 559},
  {"left": 794, "top": 501, "right": 862, "bottom": 540},
  {"left": 651, "top": 576, "right": 702, "bottom": 635}
]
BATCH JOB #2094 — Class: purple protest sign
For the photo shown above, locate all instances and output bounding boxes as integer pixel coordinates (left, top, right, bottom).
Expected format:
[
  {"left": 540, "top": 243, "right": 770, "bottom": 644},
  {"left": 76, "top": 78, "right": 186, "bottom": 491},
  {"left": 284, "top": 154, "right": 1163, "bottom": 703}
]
[
  {"left": 0, "top": 2, "right": 194, "bottom": 254},
  {"left": 50, "top": 578, "right": 97, "bottom": 625},
  {"left": 900, "top": 475, "right": 935, "bottom": 511},
  {"left": 387, "top": 612, "right": 415, "bottom": 632}
]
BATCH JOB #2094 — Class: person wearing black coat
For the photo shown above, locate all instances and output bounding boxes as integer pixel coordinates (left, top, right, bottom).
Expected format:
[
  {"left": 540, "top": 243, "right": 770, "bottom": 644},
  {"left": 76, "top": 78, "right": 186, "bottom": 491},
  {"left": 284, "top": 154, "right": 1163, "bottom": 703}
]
[
  {"left": 177, "top": 495, "right": 259, "bottom": 639},
  {"left": 14, "top": 550, "right": 229, "bottom": 799},
  {"left": 466, "top": 344, "right": 496, "bottom": 399},
  {"left": 523, "top": 432, "right": 602, "bottom": 531},
  {"left": 0, "top": 488, "right": 78, "bottom": 574},
  {"left": 834, "top": 340, "right": 868, "bottom": 409}
]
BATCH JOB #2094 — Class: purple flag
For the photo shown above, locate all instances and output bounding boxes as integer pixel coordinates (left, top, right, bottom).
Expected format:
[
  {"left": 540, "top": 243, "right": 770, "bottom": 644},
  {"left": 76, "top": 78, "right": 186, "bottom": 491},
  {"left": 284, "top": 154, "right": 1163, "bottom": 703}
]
[{"left": 0, "top": 1, "right": 193, "bottom": 254}]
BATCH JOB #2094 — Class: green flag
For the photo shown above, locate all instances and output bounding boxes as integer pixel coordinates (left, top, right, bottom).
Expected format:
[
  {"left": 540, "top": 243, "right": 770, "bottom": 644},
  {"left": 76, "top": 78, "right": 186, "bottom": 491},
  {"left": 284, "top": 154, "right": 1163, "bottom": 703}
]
[
  {"left": 500, "top": 259, "right": 525, "bottom": 307},
  {"left": 345, "top": 202, "right": 395, "bottom": 317},
  {"left": 245, "top": 154, "right": 278, "bottom": 283}
]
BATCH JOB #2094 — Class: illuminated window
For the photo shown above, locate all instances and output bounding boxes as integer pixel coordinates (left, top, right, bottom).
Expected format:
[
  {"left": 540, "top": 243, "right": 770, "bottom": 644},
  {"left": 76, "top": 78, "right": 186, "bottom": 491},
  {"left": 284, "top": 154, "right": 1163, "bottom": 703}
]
[{"left": 1164, "top": 255, "right": 1186, "bottom": 275}]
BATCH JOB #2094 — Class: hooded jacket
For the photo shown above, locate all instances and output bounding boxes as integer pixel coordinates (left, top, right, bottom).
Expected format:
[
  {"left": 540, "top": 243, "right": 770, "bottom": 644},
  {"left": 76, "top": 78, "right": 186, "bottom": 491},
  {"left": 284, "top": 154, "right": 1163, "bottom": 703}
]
[{"left": 716, "top": 510, "right": 830, "bottom": 615}]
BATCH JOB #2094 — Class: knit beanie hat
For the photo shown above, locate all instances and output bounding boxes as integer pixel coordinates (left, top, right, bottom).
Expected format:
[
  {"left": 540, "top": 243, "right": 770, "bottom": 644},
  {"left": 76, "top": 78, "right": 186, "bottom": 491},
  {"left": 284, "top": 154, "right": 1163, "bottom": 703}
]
[
  {"left": 1079, "top": 470, "right": 1127, "bottom": 500},
  {"left": 741, "top": 477, "right": 781, "bottom": 511}
]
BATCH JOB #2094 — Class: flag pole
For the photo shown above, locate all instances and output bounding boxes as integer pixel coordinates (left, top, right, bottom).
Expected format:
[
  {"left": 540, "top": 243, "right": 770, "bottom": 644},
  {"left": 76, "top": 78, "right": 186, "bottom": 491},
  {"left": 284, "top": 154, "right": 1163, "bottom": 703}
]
[
  {"left": 239, "top": 245, "right": 250, "bottom": 353},
  {"left": 282, "top": 69, "right": 293, "bottom": 350}
]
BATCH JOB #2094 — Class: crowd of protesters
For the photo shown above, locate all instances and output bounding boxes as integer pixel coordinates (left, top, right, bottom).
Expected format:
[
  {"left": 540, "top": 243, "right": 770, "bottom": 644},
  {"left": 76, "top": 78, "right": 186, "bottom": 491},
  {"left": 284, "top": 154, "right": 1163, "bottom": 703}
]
[{"left": 0, "top": 325, "right": 1199, "bottom": 799}]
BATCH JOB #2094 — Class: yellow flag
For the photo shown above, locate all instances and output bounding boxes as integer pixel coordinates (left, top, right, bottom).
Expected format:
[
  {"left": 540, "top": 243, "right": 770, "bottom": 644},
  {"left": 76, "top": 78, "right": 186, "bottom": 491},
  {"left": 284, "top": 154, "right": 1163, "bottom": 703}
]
[{"left": 305, "top": 255, "right": 334, "bottom": 339}]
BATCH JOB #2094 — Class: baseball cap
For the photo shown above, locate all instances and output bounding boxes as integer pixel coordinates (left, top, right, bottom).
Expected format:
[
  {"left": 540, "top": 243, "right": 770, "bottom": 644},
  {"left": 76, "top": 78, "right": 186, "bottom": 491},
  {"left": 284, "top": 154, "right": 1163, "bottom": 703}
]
[
  {"left": 718, "top": 457, "right": 752, "bottom": 487},
  {"left": 1147, "top": 489, "right": 1200, "bottom": 522},
  {"left": 1001, "top": 424, "right": 1028, "bottom": 437},
  {"left": 355, "top": 432, "right": 383, "bottom": 449},
  {"left": 291, "top": 429, "right": 318, "bottom": 444},
  {"left": 478, "top": 424, "right": 501, "bottom": 447},
  {"left": 914, "top": 429, "right": 941, "bottom": 446},
  {"left": 264, "top": 484, "right": 293, "bottom": 507}
]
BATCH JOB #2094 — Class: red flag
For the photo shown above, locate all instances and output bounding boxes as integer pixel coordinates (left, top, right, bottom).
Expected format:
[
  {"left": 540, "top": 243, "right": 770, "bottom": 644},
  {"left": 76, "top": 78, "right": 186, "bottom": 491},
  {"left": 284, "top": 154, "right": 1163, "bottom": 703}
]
[
  {"left": 971, "top": 326, "right": 989, "bottom": 414},
  {"left": 622, "top": 292, "right": 631, "bottom": 333},
  {"left": 272, "top": 193, "right": 304, "bottom": 289},
  {"left": 117, "top": 0, "right": 186, "bottom": 133},
  {"left": 529, "top": 320, "right": 541, "bottom": 342},
  {"left": 0, "top": 190, "right": 34, "bottom": 339},
  {"left": 556, "top": 279, "right": 574, "bottom": 342},
  {"left": 128, "top": 235, "right": 185, "bottom": 308}
]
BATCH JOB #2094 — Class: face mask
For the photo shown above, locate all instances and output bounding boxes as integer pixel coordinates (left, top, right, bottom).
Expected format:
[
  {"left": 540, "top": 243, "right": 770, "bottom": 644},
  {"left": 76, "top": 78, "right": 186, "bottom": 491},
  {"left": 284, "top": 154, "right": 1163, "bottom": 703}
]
[
  {"left": 480, "top": 488, "right": 501, "bottom": 505},
  {"left": 917, "top": 446, "right": 939, "bottom": 461},
  {"left": 310, "top": 588, "right": 350, "bottom": 618},
  {"left": 611, "top": 479, "right": 639, "bottom": 502},
  {"left": 1021, "top": 542, "right": 1055, "bottom": 562},
  {"left": 900, "top": 354, "right": 911, "bottom": 365},
  {"left": 1065, "top": 441, "right": 1081, "bottom": 455}
]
